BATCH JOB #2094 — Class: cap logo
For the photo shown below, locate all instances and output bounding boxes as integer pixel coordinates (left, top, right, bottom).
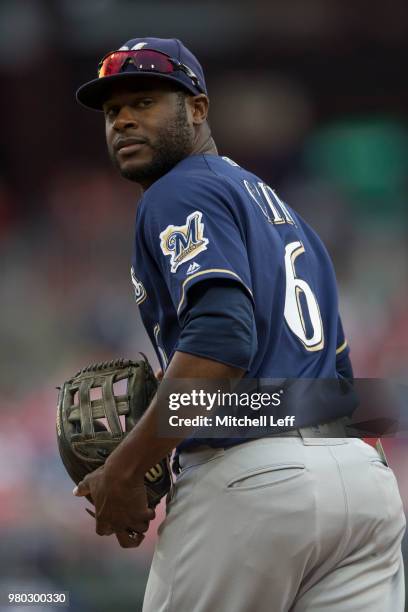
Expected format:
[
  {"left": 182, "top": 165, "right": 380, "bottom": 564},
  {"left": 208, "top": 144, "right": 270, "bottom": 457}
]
[
  {"left": 132, "top": 42, "right": 148, "bottom": 50},
  {"left": 119, "top": 42, "right": 148, "bottom": 51}
]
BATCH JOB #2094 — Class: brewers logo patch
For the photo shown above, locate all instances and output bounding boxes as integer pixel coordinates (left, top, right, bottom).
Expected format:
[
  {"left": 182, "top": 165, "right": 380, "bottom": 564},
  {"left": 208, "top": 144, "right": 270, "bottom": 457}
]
[
  {"left": 159, "top": 211, "right": 209, "bottom": 273},
  {"left": 131, "top": 266, "right": 147, "bottom": 305}
]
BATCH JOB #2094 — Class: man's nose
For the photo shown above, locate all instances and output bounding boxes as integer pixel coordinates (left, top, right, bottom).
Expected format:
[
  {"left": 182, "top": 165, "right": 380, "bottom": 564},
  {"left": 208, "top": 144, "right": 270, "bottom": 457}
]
[{"left": 113, "top": 106, "right": 139, "bottom": 130}]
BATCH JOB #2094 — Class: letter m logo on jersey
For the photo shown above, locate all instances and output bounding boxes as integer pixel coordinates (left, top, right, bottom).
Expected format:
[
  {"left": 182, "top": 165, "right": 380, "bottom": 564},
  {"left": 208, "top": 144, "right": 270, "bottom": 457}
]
[{"left": 159, "top": 211, "right": 209, "bottom": 273}]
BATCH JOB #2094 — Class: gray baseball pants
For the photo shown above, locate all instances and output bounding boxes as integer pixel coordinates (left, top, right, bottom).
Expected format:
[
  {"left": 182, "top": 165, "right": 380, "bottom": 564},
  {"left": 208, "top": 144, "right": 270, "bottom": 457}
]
[{"left": 143, "top": 436, "right": 406, "bottom": 611}]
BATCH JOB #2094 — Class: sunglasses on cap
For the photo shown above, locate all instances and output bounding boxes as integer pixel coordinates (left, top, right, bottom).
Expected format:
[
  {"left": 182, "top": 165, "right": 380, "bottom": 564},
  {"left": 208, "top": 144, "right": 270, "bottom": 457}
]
[{"left": 98, "top": 49, "right": 205, "bottom": 93}]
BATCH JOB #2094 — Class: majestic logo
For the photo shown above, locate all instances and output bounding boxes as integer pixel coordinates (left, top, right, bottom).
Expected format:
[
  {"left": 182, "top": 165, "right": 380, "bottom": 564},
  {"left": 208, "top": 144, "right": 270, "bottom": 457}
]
[
  {"left": 159, "top": 211, "right": 209, "bottom": 273},
  {"left": 130, "top": 267, "right": 147, "bottom": 305},
  {"left": 186, "top": 262, "right": 201, "bottom": 275}
]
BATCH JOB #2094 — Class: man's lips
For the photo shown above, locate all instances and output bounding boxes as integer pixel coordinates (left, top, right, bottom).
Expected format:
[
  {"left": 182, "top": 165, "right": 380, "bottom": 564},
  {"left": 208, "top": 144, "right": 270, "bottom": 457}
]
[{"left": 115, "top": 137, "right": 148, "bottom": 155}]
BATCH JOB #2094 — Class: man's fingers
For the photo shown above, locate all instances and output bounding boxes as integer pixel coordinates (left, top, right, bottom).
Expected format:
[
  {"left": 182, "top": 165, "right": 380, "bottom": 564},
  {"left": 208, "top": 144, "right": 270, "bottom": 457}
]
[
  {"left": 73, "top": 480, "right": 90, "bottom": 497},
  {"left": 107, "top": 504, "right": 155, "bottom": 532},
  {"left": 96, "top": 522, "right": 115, "bottom": 536},
  {"left": 116, "top": 531, "right": 144, "bottom": 548},
  {"left": 86, "top": 502, "right": 153, "bottom": 535},
  {"left": 86, "top": 507, "right": 114, "bottom": 535},
  {"left": 132, "top": 520, "right": 150, "bottom": 533},
  {"left": 107, "top": 517, "right": 151, "bottom": 534},
  {"left": 86, "top": 507, "right": 113, "bottom": 535}
]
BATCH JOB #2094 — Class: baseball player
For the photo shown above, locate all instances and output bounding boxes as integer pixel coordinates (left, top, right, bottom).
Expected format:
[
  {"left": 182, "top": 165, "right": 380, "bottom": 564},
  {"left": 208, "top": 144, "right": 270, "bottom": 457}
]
[{"left": 74, "top": 38, "right": 405, "bottom": 611}]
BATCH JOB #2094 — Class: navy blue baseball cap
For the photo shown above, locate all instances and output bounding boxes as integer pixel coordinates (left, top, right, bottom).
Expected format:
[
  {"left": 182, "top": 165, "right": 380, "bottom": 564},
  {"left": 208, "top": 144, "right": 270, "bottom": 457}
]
[{"left": 76, "top": 37, "right": 207, "bottom": 111}]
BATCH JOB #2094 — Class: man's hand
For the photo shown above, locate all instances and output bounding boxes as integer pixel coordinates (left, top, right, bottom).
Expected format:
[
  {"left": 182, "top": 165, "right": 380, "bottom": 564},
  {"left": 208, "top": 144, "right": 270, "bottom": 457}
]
[
  {"left": 73, "top": 463, "right": 155, "bottom": 548},
  {"left": 72, "top": 352, "right": 244, "bottom": 548}
]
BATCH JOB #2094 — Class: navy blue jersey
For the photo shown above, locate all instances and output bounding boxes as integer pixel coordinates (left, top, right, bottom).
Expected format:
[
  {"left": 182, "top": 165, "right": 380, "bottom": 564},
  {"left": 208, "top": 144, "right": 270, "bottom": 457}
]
[{"left": 131, "top": 154, "right": 349, "bottom": 384}]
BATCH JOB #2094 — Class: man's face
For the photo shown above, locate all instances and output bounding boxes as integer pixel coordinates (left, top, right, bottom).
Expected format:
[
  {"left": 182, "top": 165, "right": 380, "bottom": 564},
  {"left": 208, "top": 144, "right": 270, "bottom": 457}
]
[{"left": 103, "top": 80, "right": 195, "bottom": 187}]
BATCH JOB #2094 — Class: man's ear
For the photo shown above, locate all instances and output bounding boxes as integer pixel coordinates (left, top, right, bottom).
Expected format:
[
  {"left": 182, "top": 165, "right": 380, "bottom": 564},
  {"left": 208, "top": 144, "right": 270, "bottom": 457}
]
[{"left": 188, "top": 94, "right": 209, "bottom": 126}]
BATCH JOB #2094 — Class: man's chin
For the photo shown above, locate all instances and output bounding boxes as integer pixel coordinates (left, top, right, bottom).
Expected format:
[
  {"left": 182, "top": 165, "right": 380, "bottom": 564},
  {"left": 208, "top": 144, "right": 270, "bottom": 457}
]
[
  {"left": 119, "top": 157, "right": 177, "bottom": 185},
  {"left": 118, "top": 161, "right": 154, "bottom": 183}
]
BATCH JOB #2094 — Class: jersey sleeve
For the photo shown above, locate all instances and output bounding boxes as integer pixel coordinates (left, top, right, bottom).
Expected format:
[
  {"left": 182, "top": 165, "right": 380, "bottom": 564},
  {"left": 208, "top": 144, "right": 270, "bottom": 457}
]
[
  {"left": 143, "top": 173, "right": 254, "bottom": 319},
  {"left": 177, "top": 279, "right": 257, "bottom": 370}
]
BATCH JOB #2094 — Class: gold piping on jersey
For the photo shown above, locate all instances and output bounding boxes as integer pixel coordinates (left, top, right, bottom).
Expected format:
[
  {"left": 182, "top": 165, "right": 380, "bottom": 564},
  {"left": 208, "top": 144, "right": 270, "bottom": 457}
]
[
  {"left": 131, "top": 266, "right": 147, "bottom": 306},
  {"left": 336, "top": 340, "right": 348, "bottom": 355},
  {"left": 153, "top": 323, "right": 169, "bottom": 369}
]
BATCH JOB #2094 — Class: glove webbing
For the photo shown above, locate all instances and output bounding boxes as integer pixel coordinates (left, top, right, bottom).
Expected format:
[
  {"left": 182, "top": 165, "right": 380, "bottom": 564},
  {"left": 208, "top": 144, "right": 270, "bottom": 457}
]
[{"left": 66, "top": 372, "right": 129, "bottom": 439}]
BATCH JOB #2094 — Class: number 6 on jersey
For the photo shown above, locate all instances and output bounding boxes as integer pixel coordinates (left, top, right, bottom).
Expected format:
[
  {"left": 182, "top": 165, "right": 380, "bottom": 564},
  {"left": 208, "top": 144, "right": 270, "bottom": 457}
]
[{"left": 284, "top": 241, "right": 324, "bottom": 351}]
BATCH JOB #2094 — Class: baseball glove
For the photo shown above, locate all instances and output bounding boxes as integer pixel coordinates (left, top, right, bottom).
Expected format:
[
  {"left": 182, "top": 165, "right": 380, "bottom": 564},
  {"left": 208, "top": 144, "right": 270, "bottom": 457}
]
[{"left": 56, "top": 357, "right": 171, "bottom": 508}]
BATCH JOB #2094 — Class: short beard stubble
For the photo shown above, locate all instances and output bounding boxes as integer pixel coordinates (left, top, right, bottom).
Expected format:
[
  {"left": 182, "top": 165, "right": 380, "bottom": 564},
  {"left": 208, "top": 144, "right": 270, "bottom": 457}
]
[{"left": 111, "top": 93, "right": 195, "bottom": 185}]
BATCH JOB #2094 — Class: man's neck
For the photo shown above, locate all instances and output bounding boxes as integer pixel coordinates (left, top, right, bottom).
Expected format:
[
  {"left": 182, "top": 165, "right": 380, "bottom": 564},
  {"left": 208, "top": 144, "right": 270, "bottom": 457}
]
[
  {"left": 138, "top": 137, "right": 218, "bottom": 193},
  {"left": 192, "top": 135, "right": 218, "bottom": 156}
]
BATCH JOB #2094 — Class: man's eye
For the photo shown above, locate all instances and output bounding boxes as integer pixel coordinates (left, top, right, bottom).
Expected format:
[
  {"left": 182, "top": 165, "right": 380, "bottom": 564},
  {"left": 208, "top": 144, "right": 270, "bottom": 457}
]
[{"left": 137, "top": 98, "right": 154, "bottom": 108}]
